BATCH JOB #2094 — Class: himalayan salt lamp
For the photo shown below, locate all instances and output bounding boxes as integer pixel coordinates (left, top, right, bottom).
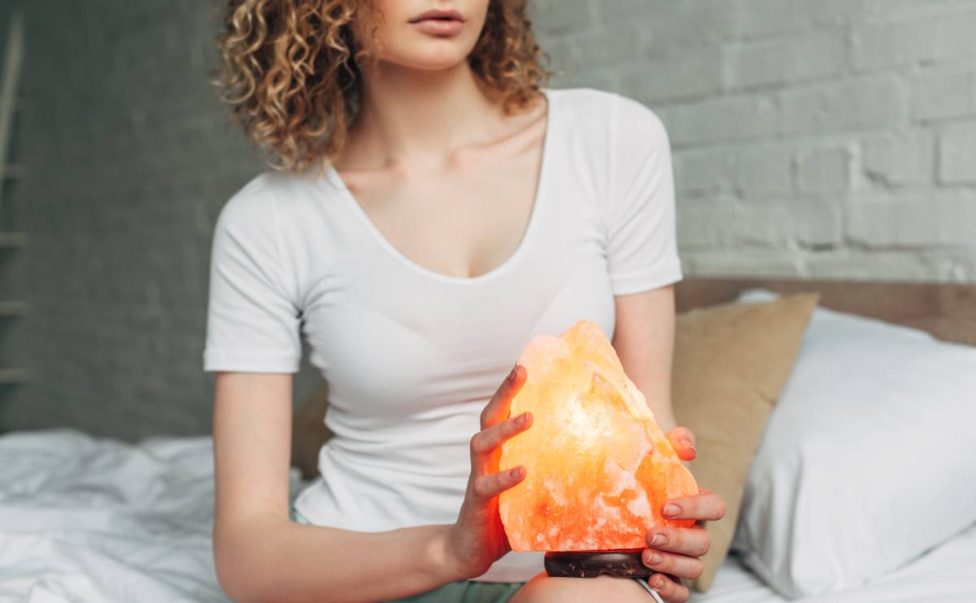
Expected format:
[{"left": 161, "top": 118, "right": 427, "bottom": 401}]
[{"left": 499, "top": 320, "right": 699, "bottom": 578}]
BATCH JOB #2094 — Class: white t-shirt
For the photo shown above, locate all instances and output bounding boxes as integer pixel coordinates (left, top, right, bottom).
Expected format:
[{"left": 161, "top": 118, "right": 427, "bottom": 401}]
[{"left": 203, "top": 86, "right": 682, "bottom": 582}]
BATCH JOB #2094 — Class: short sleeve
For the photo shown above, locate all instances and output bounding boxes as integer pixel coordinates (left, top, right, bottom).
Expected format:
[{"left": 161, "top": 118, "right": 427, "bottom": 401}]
[
  {"left": 604, "top": 94, "right": 683, "bottom": 296},
  {"left": 203, "top": 177, "right": 302, "bottom": 373}
]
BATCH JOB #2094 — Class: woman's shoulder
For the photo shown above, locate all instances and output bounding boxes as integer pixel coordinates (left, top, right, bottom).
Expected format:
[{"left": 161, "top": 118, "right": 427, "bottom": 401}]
[
  {"left": 549, "top": 86, "right": 670, "bottom": 166},
  {"left": 549, "top": 87, "right": 670, "bottom": 200},
  {"left": 551, "top": 86, "right": 667, "bottom": 135},
  {"left": 216, "top": 167, "right": 332, "bottom": 229},
  {"left": 211, "top": 172, "right": 277, "bottom": 238}
]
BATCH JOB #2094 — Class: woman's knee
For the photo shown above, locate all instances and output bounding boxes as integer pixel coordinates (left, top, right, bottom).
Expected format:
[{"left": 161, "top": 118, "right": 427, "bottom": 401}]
[{"left": 509, "top": 572, "right": 656, "bottom": 603}]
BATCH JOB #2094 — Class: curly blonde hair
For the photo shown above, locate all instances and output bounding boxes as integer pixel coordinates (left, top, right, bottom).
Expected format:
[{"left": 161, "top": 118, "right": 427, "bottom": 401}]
[{"left": 211, "top": 0, "right": 556, "bottom": 174}]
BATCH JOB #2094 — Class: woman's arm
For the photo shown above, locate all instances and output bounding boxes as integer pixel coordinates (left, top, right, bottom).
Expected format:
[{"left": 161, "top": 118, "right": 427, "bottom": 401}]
[
  {"left": 612, "top": 284, "right": 681, "bottom": 434},
  {"left": 212, "top": 368, "right": 533, "bottom": 603},
  {"left": 211, "top": 372, "right": 463, "bottom": 603},
  {"left": 612, "top": 284, "right": 697, "bottom": 458}
]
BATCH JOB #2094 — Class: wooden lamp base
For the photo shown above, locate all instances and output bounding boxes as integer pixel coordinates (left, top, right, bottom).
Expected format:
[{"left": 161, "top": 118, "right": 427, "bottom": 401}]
[{"left": 543, "top": 550, "right": 651, "bottom": 578}]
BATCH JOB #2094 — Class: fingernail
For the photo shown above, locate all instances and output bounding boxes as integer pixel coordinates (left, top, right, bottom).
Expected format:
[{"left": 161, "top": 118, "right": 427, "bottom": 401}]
[
  {"left": 644, "top": 551, "right": 662, "bottom": 565},
  {"left": 517, "top": 412, "right": 527, "bottom": 425},
  {"left": 680, "top": 437, "right": 694, "bottom": 448},
  {"left": 509, "top": 466, "right": 524, "bottom": 479},
  {"left": 650, "top": 532, "right": 667, "bottom": 546},
  {"left": 508, "top": 364, "right": 519, "bottom": 382},
  {"left": 663, "top": 503, "right": 681, "bottom": 517},
  {"left": 653, "top": 575, "right": 667, "bottom": 589}
]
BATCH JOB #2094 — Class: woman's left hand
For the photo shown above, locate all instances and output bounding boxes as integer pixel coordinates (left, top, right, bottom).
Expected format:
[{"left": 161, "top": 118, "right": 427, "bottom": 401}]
[{"left": 640, "top": 427, "right": 727, "bottom": 602}]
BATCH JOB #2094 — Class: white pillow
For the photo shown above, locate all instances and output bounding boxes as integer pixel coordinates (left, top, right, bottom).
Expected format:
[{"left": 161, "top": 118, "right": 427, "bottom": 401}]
[{"left": 730, "top": 289, "right": 976, "bottom": 598}]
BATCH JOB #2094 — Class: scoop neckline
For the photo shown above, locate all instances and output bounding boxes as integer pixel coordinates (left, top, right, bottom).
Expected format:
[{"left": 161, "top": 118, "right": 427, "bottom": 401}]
[{"left": 323, "top": 87, "right": 557, "bottom": 285}]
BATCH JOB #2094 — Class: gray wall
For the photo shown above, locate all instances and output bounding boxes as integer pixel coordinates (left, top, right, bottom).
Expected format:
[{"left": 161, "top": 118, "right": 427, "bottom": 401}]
[
  {"left": 0, "top": 4, "right": 30, "bottom": 428},
  {"left": 0, "top": 2, "right": 325, "bottom": 438},
  {"left": 1, "top": 1, "right": 974, "bottom": 439}
]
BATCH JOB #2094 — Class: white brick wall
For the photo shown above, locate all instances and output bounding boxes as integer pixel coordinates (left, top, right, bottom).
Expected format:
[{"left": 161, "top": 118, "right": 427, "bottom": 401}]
[
  {"left": 939, "top": 122, "right": 976, "bottom": 183},
  {"left": 534, "top": 0, "right": 976, "bottom": 281}
]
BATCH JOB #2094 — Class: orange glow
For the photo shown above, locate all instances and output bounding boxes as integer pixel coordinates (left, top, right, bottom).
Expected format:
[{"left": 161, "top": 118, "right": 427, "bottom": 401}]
[{"left": 499, "top": 320, "right": 699, "bottom": 552}]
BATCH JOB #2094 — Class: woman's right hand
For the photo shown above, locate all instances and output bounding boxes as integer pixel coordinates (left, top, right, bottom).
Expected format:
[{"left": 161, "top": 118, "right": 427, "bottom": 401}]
[{"left": 442, "top": 362, "right": 533, "bottom": 580}]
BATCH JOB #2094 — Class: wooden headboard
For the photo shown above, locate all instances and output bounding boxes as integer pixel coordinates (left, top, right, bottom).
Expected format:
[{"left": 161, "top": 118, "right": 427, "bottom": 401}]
[{"left": 675, "top": 277, "right": 976, "bottom": 347}]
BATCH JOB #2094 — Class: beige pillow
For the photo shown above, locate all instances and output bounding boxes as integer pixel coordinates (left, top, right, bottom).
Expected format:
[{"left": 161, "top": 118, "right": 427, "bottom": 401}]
[{"left": 672, "top": 293, "right": 819, "bottom": 592}]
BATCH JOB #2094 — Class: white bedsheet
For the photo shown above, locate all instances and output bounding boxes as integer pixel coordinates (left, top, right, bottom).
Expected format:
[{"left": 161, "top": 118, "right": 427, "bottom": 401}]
[
  {"left": 1, "top": 429, "right": 974, "bottom": 602},
  {"left": 0, "top": 429, "right": 239, "bottom": 602},
  {"left": 692, "top": 520, "right": 976, "bottom": 602}
]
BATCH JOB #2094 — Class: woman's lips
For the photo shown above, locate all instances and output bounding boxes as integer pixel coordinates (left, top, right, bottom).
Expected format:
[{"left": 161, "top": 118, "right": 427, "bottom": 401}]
[{"left": 411, "top": 17, "right": 464, "bottom": 36}]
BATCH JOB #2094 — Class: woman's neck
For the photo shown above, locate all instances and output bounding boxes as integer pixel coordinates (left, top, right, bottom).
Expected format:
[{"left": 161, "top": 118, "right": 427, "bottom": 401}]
[{"left": 341, "top": 62, "right": 509, "bottom": 173}]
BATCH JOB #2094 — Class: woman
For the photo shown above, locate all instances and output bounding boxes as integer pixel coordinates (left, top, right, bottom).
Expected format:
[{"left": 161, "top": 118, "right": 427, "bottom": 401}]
[{"left": 205, "top": 1, "right": 726, "bottom": 602}]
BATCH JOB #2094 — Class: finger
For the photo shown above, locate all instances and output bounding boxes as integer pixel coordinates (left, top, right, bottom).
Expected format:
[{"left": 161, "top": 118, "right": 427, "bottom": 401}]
[
  {"left": 480, "top": 363, "right": 526, "bottom": 429},
  {"left": 647, "top": 572, "right": 689, "bottom": 603},
  {"left": 641, "top": 549, "right": 704, "bottom": 581},
  {"left": 674, "top": 444, "right": 696, "bottom": 462},
  {"left": 469, "top": 411, "right": 533, "bottom": 473},
  {"left": 661, "top": 488, "right": 726, "bottom": 522},
  {"left": 667, "top": 426, "right": 696, "bottom": 461},
  {"left": 472, "top": 465, "right": 526, "bottom": 500},
  {"left": 646, "top": 524, "right": 711, "bottom": 558}
]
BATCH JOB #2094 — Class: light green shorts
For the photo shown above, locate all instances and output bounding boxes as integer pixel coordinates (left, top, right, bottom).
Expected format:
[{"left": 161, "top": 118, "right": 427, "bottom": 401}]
[{"left": 288, "top": 504, "right": 525, "bottom": 603}]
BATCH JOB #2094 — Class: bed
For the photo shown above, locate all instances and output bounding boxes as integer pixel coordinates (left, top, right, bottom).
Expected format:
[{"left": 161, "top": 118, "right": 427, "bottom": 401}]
[{"left": 1, "top": 277, "right": 974, "bottom": 603}]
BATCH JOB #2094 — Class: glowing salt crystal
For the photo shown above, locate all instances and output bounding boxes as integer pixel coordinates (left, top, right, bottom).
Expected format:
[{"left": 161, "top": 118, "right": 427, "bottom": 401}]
[{"left": 499, "top": 320, "right": 699, "bottom": 552}]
